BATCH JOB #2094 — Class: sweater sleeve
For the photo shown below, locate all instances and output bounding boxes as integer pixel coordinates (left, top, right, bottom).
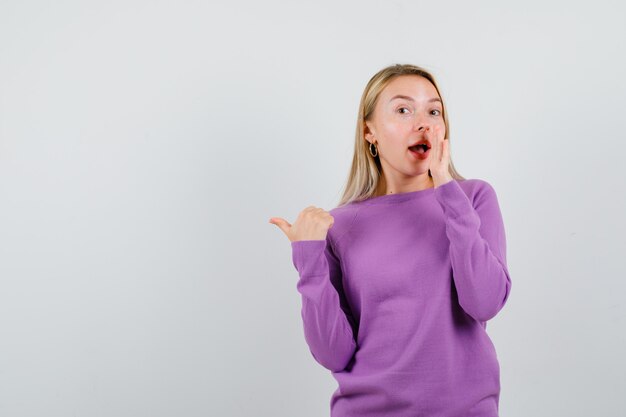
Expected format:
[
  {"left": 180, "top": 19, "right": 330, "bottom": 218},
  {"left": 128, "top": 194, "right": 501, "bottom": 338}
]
[
  {"left": 291, "top": 238, "right": 358, "bottom": 372},
  {"left": 434, "top": 180, "right": 512, "bottom": 322}
]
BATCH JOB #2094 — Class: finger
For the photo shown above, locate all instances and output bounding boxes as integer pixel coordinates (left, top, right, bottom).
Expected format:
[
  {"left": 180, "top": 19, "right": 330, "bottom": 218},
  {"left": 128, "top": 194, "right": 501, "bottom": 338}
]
[
  {"left": 427, "top": 127, "right": 436, "bottom": 160},
  {"left": 432, "top": 128, "right": 440, "bottom": 163},
  {"left": 437, "top": 126, "right": 446, "bottom": 161},
  {"left": 304, "top": 207, "right": 325, "bottom": 217},
  {"left": 429, "top": 126, "right": 438, "bottom": 143},
  {"left": 269, "top": 217, "right": 292, "bottom": 237}
]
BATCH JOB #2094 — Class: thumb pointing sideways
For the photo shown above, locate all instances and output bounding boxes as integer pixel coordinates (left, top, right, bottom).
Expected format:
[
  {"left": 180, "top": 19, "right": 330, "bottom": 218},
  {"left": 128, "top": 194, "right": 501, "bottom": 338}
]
[{"left": 269, "top": 217, "right": 292, "bottom": 240}]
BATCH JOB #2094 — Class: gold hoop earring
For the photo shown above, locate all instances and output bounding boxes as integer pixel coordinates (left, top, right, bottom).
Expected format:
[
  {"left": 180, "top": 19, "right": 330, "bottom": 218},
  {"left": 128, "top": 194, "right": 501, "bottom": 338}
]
[{"left": 369, "top": 142, "right": 378, "bottom": 158}]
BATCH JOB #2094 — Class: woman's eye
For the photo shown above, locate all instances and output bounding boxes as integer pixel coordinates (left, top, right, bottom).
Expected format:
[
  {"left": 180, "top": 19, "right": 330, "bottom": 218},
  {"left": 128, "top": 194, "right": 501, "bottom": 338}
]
[
  {"left": 431, "top": 109, "right": 441, "bottom": 116},
  {"left": 397, "top": 107, "right": 410, "bottom": 114}
]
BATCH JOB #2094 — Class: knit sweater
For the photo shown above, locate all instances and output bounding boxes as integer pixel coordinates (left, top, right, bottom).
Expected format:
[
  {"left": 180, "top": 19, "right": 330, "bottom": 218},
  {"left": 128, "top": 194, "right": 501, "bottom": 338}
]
[{"left": 290, "top": 178, "right": 512, "bottom": 417}]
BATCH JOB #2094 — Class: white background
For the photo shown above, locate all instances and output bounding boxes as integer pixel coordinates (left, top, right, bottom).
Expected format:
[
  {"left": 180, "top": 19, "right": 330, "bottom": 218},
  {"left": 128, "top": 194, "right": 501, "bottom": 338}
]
[{"left": 1, "top": 1, "right": 624, "bottom": 416}]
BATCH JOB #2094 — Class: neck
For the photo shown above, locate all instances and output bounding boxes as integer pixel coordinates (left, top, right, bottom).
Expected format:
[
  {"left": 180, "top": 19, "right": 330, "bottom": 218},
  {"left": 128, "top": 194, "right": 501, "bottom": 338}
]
[{"left": 377, "top": 175, "right": 434, "bottom": 196}]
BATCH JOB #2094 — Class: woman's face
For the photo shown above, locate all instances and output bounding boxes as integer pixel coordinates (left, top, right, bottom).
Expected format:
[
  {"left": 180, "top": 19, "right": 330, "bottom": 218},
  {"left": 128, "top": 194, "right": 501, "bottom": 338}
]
[{"left": 364, "top": 75, "right": 446, "bottom": 178}]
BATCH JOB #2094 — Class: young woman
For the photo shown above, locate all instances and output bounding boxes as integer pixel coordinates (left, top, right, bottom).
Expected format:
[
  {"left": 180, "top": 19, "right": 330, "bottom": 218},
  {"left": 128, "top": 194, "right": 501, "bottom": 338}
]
[{"left": 269, "top": 63, "right": 512, "bottom": 417}]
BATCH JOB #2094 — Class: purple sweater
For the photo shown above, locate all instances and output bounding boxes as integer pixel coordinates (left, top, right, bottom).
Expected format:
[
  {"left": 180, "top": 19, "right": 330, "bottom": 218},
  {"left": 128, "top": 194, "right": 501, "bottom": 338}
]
[{"left": 291, "top": 178, "right": 512, "bottom": 417}]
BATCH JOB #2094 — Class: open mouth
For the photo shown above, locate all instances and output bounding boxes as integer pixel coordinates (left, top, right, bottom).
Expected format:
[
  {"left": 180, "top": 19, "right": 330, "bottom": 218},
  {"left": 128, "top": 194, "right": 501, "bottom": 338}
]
[{"left": 409, "top": 143, "right": 430, "bottom": 154}]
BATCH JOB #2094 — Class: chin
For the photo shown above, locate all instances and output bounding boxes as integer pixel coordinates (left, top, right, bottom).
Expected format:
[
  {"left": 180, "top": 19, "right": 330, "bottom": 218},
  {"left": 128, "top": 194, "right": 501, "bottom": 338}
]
[{"left": 406, "top": 167, "right": 430, "bottom": 177}]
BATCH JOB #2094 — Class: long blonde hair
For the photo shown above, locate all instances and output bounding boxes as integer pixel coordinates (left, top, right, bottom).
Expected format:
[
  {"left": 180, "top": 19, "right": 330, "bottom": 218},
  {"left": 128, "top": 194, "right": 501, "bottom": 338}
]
[{"left": 337, "top": 64, "right": 465, "bottom": 207}]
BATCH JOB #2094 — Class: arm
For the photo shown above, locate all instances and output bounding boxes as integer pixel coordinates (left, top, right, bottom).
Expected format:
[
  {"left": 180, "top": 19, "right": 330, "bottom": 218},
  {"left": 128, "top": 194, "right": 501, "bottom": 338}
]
[
  {"left": 291, "top": 238, "right": 358, "bottom": 372},
  {"left": 434, "top": 180, "right": 512, "bottom": 322}
]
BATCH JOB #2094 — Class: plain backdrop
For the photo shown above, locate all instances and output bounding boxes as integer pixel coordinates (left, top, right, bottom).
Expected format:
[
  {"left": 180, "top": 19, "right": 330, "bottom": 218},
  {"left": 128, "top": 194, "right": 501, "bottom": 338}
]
[{"left": 1, "top": 1, "right": 625, "bottom": 416}]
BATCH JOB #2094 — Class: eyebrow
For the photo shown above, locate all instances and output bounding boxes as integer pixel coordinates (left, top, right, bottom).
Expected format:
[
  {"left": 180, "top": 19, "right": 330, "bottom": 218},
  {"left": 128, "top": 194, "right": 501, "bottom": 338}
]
[{"left": 389, "top": 94, "right": 442, "bottom": 104}]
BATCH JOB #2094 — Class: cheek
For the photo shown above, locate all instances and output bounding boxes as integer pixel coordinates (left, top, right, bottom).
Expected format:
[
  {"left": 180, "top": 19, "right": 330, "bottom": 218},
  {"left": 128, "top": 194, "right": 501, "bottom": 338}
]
[{"left": 384, "top": 122, "right": 410, "bottom": 138}]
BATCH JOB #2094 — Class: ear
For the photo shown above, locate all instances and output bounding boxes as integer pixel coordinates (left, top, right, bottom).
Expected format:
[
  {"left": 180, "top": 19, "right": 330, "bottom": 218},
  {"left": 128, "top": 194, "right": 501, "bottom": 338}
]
[{"left": 364, "top": 121, "right": 375, "bottom": 143}]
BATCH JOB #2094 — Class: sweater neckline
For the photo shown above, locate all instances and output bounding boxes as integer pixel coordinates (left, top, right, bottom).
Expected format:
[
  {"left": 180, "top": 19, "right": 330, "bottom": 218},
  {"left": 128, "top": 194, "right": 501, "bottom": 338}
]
[{"left": 355, "top": 182, "right": 442, "bottom": 205}]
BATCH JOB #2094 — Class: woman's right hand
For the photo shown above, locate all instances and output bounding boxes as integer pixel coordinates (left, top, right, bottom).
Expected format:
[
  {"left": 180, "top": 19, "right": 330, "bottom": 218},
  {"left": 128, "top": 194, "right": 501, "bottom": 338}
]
[{"left": 269, "top": 206, "right": 335, "bottom": 243}]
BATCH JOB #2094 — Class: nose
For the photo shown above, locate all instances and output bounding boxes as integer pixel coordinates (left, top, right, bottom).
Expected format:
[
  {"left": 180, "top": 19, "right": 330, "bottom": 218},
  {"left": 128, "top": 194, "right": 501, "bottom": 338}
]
[{"left": 414, "top": 116, "right": 431, "bottom": 132}]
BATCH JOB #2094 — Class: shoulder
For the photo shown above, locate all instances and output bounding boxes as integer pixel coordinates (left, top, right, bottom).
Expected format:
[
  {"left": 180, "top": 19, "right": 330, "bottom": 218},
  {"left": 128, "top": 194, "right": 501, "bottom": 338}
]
[
  {"left": 456, "top": 178, "right": 499, "bottom": 201},
  {"left": 454, "top": 178, "right": 504, "bottom": 220},
  {"left": 456, "top": 177, "right": 495, "bottom": 192}
]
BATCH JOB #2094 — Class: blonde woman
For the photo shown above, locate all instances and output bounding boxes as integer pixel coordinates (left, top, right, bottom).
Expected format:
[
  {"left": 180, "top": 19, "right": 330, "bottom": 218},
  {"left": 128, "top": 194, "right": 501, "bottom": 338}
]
[{"left": 270, "top": 63, "right": 512, "bottom": 417}]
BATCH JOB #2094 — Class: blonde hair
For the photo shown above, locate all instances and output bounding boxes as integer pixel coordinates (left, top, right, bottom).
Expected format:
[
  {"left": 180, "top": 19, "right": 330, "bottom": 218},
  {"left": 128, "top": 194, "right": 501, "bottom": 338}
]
[{"left": 337, "top": 63, "right": 465, "bottom": 207}]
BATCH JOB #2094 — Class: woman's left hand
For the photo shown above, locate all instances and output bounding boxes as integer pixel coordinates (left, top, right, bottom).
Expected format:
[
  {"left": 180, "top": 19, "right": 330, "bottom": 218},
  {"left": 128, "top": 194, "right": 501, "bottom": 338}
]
[{"left": 428, "top": 125, "right": 454, "bottom": 188}]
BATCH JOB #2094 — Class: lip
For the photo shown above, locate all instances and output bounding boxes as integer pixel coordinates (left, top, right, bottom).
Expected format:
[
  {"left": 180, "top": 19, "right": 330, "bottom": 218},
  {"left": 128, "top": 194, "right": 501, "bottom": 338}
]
[{"left": 408, "top": 139, "right": 432, "bottom": 149}]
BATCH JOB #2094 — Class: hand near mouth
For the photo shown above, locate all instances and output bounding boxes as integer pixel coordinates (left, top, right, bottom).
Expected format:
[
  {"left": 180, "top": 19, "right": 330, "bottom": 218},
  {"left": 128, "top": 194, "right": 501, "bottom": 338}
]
[{"left": 427, "top": 125, "right": 453, "bottom": 188}]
